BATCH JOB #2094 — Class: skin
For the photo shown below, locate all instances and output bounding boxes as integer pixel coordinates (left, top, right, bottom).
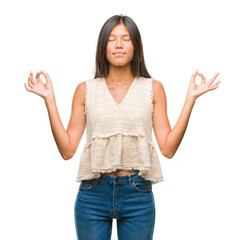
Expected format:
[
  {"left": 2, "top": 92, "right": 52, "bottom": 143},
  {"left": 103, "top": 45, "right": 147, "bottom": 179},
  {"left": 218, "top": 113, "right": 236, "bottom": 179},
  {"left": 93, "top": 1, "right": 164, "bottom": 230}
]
[
  {"left": 24, "top": 23, "right": 221, "bottom": 177},
  {"left": 105, "top": 23, "right": 135, "bottom": 88}
]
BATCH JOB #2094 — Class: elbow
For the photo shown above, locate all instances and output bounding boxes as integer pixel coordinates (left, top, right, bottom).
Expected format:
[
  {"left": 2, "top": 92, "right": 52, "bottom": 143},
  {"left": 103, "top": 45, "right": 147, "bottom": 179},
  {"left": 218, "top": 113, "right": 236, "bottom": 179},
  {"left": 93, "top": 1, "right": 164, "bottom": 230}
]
[
  {"left": 165, "top": 153, "right": 174, "bottom": 159},
  {"left": 166, "top": 153, "right": 174, "bottom": 159},
  {"left": 161, "top": 149, "right": 174, "bottom": 159},
  {"left": 62, "top": 155, "right": 71, "bottom": 160},
  {"left": 62, "top": 145, "right": 77, "bottom": 160},
  {"left": 62, "top": 152, "right": 74, "bottom": 161}
]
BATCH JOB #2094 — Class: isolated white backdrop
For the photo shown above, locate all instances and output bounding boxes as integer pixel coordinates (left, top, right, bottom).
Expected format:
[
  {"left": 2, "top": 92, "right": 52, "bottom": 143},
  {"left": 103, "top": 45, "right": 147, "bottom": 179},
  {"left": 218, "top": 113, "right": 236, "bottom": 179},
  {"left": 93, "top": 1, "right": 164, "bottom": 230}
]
[{"left": 0, "top": 0, "right": 244, "bottom": 239}]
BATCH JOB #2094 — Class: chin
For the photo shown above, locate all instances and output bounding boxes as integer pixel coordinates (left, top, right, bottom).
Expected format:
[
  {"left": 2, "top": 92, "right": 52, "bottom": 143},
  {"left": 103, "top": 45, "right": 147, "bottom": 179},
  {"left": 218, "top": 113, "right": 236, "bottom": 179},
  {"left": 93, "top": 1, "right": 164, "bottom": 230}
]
[
  {"left": 111, "top": 62, "right": 131, "bottom": 68},
  {"left": 109, "top": 59, "right": 132, "bottom": 67}
]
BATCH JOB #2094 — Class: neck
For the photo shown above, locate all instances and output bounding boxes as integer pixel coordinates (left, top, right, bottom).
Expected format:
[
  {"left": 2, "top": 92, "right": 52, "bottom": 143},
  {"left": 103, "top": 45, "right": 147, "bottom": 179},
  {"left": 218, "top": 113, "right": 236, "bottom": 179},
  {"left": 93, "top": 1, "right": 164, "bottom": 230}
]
[{"left": 106, "top": 64, "right": 134, "bottom": 84}]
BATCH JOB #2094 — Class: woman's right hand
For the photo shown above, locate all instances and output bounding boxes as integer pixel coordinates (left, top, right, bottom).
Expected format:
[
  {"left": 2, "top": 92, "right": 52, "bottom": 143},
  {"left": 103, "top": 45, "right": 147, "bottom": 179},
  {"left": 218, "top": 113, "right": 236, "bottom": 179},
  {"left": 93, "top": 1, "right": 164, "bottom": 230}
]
[{"left": 24, "top": 70, "right": 55, "bottom": 102}]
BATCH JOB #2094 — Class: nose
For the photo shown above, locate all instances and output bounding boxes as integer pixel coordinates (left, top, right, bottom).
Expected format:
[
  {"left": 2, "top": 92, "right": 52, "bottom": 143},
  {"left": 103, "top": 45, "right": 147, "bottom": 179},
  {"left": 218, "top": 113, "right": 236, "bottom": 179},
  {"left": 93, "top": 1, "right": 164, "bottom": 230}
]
[{"left": 115, "top": 38, "right": 123, "bottom": 48}]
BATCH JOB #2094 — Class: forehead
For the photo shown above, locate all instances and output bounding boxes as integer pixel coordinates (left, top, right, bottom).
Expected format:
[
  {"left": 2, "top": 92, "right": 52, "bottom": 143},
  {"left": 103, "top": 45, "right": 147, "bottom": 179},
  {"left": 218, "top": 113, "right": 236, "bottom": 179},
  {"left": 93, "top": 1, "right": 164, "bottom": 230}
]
[{"left": 110, "top": 24, "right": 130, "bottom": 36}]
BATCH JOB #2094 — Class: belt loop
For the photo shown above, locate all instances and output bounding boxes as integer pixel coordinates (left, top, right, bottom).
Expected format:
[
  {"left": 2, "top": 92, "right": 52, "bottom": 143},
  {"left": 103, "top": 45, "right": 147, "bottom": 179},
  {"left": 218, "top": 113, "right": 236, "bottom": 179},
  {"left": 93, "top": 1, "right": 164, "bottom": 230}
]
[{"left": 128, "top": 175, "right": 132, "bottom": 186}]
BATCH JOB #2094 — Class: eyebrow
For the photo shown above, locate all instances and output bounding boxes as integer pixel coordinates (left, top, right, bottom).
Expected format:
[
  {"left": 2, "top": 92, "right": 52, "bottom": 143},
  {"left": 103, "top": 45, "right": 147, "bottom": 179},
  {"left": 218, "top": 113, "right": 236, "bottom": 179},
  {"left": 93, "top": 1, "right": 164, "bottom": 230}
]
[{"left": 109, "top": 34, "right": 130, "bottom": 37}]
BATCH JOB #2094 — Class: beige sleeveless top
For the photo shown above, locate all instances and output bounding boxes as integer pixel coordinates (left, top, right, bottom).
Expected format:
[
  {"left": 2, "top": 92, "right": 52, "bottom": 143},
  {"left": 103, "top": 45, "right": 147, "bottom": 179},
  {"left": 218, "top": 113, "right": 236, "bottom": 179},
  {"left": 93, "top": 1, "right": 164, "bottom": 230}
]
[{"left": 76, "top": 76, "right": 164, "bottom": 185}]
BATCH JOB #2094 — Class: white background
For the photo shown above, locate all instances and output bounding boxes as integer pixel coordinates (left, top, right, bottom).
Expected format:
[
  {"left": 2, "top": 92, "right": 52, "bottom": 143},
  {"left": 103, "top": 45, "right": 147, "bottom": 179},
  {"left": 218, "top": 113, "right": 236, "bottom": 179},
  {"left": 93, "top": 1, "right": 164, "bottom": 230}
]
[{"left": 1, "top": 0, "right": 244, "bottom": 239}]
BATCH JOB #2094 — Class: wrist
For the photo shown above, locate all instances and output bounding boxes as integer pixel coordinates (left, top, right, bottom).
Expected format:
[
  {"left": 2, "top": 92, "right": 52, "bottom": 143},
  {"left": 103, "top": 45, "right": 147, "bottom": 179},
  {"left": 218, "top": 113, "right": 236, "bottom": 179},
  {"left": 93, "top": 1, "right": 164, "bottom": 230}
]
[
  {"left": 44, "top": 95, "right": 56, "bottom": 105},
  {"left": 185, "top": 95, "right": 196, "bottom": 105}
]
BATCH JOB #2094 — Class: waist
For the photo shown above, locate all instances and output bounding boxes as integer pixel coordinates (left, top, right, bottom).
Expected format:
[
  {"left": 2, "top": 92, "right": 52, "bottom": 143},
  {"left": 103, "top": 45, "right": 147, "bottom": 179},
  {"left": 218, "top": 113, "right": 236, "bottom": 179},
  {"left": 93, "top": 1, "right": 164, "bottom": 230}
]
[
  {"left": 101, "top": 169, "right": 139, "bottom": 177},
  {"left": 100, "top": 171, "right": 140, "bottom": 184}
]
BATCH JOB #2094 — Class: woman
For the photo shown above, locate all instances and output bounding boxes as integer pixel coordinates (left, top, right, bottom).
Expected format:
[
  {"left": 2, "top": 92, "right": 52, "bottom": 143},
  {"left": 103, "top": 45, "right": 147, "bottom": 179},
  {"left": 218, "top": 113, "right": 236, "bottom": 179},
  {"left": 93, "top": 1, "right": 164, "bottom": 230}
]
[{"left": 24, "top": 14, "right": 221, "bottom": 240}]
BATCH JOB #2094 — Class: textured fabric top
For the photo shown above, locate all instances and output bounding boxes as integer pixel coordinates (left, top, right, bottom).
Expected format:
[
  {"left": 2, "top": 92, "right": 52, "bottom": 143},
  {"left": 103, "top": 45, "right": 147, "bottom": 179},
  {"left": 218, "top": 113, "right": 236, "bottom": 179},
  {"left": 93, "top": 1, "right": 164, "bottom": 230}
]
[{"left": 76, "top": 76, "right": 164, "bottom": 185}]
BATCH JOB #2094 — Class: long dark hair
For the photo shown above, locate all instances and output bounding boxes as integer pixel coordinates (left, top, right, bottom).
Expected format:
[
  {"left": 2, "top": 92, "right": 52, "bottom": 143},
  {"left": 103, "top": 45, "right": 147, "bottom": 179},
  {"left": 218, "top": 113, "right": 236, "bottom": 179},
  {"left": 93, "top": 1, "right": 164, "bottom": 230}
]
[{"left": 94, "top": 14, "right": 152, "bottom": 79}]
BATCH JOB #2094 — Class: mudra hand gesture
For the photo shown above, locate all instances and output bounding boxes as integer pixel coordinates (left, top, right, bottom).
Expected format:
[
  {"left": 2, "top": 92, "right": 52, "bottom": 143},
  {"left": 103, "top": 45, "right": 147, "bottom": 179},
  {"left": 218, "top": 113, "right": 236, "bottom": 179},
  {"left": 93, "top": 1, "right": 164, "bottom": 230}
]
[
  {"left": 24, "top": 70, "right": 55, "bottom": 102},
  {"left": 187, "top": 70, "right": 221, "bottom": 101}
]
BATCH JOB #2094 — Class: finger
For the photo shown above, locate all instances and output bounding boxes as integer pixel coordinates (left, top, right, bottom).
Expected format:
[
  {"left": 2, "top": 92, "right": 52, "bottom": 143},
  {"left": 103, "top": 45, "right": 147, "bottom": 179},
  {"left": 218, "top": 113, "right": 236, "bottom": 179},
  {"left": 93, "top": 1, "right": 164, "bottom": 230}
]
[
  {"left": 207, "top": 72, "right": 220, "bottom": 86},
  {"left": 208, "top": 80, "right": 221, "bottom": 90},
  {"left": 41, "top": 70, "right": 51, "bottom": 83},
  {"left": 197, "top": 73, "right": 206, "bottom": 84},
  {"left": 191, "top": 69, "right": 198, "bottom": 83},
  {"left": 29, "top": 71, "right": 36, "bottom": 85},
  {"left": 30, "top": 71, "right": 37, "bottom": 86},
  {"left": 211, "top": 80, "right": 221, "bottom": 87},
  {"left": 28, "top": 74, "right": 35, "bottom": 88},
  {"left": 209, "top": 85, "right": 219, "bottom": 90},
  {"left": 24, "top": 82, "right": 33, "bottom": 92},
  {"left": 35, "top": 71, "right": 42, "bottom": 82}
]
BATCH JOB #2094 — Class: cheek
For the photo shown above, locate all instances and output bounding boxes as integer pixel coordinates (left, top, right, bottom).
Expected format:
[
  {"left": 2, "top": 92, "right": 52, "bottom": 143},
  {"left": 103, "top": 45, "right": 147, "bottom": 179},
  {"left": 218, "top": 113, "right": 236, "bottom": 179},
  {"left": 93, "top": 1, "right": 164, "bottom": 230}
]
[
  {"left": 106, "top": 45, "right": 112, "bottom": 58},
  {"left": 107, "top": 45, "right": 112, "bottom": 53},
  {"left": 128, "top": 45, "right": 134, "bottom": 58}
]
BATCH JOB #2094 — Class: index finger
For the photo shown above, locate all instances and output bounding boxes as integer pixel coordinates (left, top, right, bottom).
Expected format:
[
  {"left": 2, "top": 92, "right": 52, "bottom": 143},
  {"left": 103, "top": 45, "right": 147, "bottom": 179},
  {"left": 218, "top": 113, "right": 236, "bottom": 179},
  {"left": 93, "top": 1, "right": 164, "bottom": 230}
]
[
  {"left": 40, "top": 70, "right": 51, "bottom": 83},
  {"left": 191, "top": 69, "right": 198, "bottom": 82}
]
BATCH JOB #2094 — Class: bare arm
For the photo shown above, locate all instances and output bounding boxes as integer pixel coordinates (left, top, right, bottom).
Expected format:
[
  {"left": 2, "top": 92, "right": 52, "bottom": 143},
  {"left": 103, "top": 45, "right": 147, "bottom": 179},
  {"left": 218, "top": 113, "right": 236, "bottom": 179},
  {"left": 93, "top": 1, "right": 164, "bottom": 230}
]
[
  {"left": 44, "top": 82, "right": 86, "bottom": 160},
  {"left": 25, "top": 70, "right": 86, "bottom": 160},
  {"left": 162, "top": 96, "right": 195, "bottom": 158},
  {"left": 44, "top": 98, "right": 68, "bottom": 159},
  {"left": 153, "top": 70, "right": 221, "bottom": 159}
]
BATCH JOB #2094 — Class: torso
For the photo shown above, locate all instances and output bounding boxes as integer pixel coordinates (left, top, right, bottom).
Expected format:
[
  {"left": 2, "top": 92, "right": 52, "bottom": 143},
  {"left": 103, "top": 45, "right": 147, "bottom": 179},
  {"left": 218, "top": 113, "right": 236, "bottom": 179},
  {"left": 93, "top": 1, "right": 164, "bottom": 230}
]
[
  {"left": 101, "top": 77, "right": 140, "bottom": 177},
  {"left": 83, "top": 76, "right": 154, "bottom": 177}
]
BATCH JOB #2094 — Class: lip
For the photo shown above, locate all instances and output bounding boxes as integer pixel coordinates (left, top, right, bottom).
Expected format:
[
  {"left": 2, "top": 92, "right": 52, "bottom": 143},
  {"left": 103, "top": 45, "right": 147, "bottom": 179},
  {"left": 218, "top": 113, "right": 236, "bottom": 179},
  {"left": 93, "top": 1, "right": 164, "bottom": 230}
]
[{"left": 113, "top": 52, "right": 126, "bottom": 55}]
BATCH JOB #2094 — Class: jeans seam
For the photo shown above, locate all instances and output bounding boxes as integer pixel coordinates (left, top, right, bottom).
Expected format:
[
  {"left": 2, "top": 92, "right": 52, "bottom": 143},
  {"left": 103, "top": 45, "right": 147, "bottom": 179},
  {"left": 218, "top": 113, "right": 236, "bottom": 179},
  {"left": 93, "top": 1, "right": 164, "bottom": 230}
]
[{"left": 150, "top": 191, "right": 155, "bottom": 240}]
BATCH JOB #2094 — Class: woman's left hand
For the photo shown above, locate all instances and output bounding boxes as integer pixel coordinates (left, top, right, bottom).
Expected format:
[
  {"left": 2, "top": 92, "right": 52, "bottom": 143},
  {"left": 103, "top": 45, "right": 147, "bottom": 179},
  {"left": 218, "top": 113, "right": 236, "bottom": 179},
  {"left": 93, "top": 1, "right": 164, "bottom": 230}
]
[{"left": 187, "top": 70, "right": 221, "bottom": 101}]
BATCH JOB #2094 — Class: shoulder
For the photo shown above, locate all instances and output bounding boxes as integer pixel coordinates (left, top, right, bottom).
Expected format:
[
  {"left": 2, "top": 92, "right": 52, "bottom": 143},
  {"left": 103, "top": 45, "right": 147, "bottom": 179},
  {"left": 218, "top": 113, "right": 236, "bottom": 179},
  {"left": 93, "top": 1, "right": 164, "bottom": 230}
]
[
  {"left": 141, "top": 77, "right": 162, "bottom": 89},
  {"left": 152, "top": 79, "right": 163, "bottom": 88},
  {"left": 152, "top": 79, "right": 166, "bottom": 104},
  {"left": 76, "top": 81, "right": 86, "bottom": 94},
  {"left": 76, "top": 78, "right": 98, "bottom": 93},
  {"left": 75, "top": 78, "right": 99, "bottom": 105},
  {"left": 139, "top": 77, "right": 165, "bottom": 104},
  {"left": 72, "top": 81, "right": 86, "bottom": 106}
]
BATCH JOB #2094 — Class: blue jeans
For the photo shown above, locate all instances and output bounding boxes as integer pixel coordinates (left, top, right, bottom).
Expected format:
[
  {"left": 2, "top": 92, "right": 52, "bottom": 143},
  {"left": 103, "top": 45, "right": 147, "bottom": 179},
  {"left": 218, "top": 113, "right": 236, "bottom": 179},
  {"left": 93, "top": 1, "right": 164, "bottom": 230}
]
[{"left": 74, "top": 172, "right": 156, "bottom": 240}]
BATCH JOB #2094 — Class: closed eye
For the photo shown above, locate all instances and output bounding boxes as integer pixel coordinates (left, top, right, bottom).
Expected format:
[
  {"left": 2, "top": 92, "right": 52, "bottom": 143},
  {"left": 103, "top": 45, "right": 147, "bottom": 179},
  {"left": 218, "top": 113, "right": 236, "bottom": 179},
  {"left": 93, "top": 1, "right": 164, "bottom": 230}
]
[{"left": 108, "top": 38, "right": 131, "bottom": 42}]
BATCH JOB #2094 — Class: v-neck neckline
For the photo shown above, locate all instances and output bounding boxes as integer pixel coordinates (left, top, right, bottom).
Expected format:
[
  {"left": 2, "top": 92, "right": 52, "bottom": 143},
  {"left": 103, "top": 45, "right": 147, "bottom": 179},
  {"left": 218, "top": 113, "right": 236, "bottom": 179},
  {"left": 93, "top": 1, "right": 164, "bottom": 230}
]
[{"left": 103, "top": 77, "right": 137, "bottom": 105}]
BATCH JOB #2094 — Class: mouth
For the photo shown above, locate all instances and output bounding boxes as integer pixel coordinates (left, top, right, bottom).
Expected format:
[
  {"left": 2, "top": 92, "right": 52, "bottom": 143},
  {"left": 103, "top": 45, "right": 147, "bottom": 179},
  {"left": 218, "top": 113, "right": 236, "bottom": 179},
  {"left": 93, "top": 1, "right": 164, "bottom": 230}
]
[{"left": 113, "top": 52, "right": 126, "bottom": 56}]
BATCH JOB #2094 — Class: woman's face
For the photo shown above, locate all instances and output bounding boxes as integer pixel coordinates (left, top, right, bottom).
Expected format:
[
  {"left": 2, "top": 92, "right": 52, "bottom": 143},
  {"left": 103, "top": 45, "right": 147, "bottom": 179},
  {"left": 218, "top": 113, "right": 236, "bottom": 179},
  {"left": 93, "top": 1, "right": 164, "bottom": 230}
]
[{"left": 106, "top": 23, "right": 134, "bottom": 68}]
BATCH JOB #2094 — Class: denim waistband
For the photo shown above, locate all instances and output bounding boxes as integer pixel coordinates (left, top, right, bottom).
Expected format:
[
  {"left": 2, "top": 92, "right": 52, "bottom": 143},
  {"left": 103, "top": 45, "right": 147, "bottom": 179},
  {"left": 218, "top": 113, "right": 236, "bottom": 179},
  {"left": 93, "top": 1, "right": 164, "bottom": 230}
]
[{"left": 99, "top": 171, "right": 141, "bottom": 185}]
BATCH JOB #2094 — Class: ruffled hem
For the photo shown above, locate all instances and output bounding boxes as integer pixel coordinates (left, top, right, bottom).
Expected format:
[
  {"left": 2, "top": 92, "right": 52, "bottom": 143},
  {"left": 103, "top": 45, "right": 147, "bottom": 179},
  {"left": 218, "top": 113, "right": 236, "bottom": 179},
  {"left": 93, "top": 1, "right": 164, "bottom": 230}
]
[
  {"left": 84, "top": 132, "right": 156, "bottom": 148},
  {"left": 76, "top": 132, "right": 164, "bottom": 185},
  {"left": 91, "top": 166, "right": 151, "bottom": 173}
]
